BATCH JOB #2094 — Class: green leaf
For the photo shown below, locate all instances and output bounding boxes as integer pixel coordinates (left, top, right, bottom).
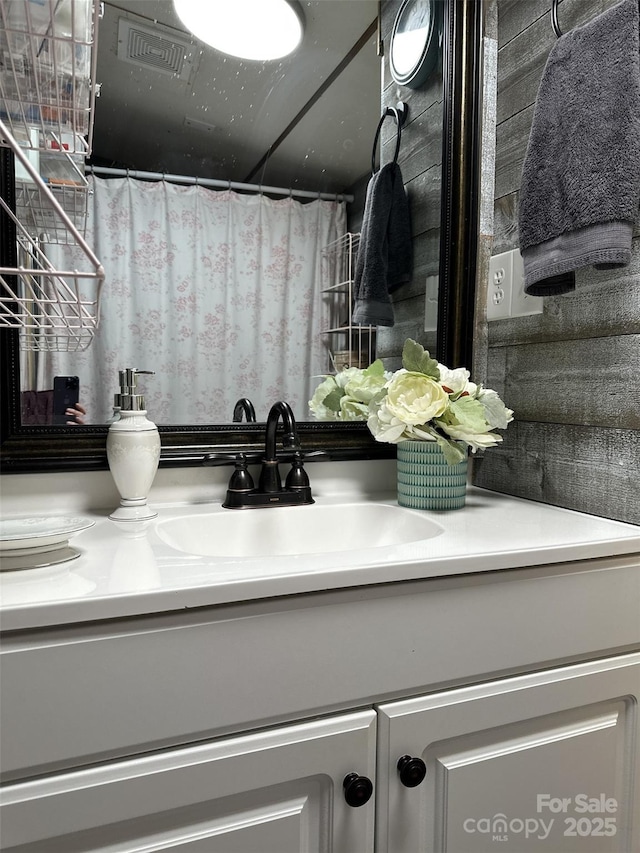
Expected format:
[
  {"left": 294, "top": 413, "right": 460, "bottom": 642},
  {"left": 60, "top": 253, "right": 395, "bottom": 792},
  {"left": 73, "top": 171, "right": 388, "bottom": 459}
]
[
  {"left": 435, "top": 434, "right": 466, "bottom": 465},
  {"left": 447, "top": 396, "right": 489, "bottom": 432},
  {"left": 322, "top": 387, "right": 346, "bottom": 412},
  {"left": 401, "top": 339, "right": 440, "bottom": 379},
  {"left": 364, "top": 359, "right": 385, "bottom": 377}
]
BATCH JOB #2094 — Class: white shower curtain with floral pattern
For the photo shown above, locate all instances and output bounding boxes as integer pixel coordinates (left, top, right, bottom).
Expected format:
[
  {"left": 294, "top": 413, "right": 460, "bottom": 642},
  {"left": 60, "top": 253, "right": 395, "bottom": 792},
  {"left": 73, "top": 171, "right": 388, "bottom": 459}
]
[{"left": 47, "top": 177, "right": 346, "bottom": 423}]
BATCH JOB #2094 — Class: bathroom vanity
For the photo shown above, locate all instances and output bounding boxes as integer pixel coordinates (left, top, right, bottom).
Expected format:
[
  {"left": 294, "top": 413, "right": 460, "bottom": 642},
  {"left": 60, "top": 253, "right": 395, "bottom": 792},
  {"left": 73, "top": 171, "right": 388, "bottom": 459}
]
[{"left": 1, "top": 487, "right": 639, "bottom": 853}]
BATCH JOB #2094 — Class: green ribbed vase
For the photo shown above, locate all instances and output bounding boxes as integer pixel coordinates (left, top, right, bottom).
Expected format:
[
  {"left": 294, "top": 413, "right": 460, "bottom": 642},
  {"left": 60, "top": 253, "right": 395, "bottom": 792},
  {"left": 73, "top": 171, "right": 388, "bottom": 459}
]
[{"left": 396, "top": 440, "right": 467, "bottom": 511}]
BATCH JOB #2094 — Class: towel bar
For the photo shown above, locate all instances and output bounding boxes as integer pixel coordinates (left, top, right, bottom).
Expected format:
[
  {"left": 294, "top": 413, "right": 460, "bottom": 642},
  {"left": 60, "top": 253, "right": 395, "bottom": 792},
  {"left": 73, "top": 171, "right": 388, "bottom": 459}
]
[{"left": 371, "top": 102, "right": 408, "bottom": 175}]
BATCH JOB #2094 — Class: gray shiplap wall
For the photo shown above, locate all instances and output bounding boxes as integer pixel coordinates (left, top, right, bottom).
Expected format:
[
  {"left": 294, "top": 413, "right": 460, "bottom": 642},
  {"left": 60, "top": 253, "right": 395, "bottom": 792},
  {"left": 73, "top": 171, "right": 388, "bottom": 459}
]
[
  {"left": 473, "top": 0, "right": 640, "bottom": 526},
  {"left": 375, "top": 0, "right": 444, "bottom": 369}
]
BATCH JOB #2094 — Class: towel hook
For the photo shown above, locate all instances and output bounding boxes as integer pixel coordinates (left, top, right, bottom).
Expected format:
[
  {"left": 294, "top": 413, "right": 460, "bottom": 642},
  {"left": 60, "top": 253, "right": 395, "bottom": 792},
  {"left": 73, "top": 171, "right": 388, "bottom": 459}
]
[
  {"left": 371, "top": 101, "right": 408, "bottom": 175},
  {"left": 551, "top": 0, "right": 562, "bottom": 37}
]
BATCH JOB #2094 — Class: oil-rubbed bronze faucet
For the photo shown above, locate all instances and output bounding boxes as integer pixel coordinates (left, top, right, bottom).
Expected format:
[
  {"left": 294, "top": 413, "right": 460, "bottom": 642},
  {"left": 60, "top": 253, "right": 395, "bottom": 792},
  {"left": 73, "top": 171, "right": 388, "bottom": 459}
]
[
  {"left": 204, "top": 401, "right": 315, "bottom": 509},
  {"left": 258, "top": 401, "right": 300, "bottom": 493},
  {"left": 232, "top": 398, "right": 256, "bottom": 423}
]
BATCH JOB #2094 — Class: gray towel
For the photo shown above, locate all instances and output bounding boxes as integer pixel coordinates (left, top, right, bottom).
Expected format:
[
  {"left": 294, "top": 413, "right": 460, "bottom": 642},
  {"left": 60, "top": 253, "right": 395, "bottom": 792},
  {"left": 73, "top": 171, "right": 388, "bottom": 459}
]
[
  {"left": 20, "top": 390, "right": 53, "bottom": 425},
  {"left": 352, "top": 162, "right": 412, "bottom": 326},
  {"left": 518, "top": 0, "right": 640, "bottom": 296}
]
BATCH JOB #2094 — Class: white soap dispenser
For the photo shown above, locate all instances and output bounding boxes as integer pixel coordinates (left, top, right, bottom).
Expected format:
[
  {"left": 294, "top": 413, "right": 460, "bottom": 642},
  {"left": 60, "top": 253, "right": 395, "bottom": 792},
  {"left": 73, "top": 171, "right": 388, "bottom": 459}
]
[{"left": 106, "top": 369, "right": 161, "bottom": 522}]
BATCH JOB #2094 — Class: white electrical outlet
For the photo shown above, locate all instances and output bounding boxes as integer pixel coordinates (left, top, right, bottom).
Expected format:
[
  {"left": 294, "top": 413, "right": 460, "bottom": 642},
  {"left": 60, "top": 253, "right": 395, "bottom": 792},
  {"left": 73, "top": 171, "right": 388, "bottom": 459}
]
[
  {"left": 487, "top": 251, "right": 512, "bottom": 320},
  {"left": 510, "top": 248, "right": 543, "bottom": 317},
  {"left": 487, "top": 249, "right": 544, "bottom": 320}
]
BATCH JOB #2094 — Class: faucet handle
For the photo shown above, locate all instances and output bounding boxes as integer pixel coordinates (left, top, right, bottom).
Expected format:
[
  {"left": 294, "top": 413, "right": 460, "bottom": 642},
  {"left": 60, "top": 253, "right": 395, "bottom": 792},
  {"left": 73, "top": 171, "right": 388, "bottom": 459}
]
[
  {"left": 284, "top": 451, "right": 313, "bottom": 504},
  {"left": 285, "top": 451, "right": 310, "bottom": 491},
  {"left": 227, "top": 454, "right": 255, "bottom": 492}
]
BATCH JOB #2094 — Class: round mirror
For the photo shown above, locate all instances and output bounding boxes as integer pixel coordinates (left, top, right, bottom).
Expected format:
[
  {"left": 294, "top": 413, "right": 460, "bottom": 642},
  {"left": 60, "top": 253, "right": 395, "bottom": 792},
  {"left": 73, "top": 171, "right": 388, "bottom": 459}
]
[{"left": 390, "top": 0, "right": 440, "bottom": 89}]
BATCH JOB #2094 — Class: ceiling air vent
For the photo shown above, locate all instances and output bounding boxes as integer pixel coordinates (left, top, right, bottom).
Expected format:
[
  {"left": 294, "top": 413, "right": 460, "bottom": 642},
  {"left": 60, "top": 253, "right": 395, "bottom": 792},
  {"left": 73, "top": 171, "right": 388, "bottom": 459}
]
[{"left": 117, "top": 18, "right": 196, "bottom": 81}]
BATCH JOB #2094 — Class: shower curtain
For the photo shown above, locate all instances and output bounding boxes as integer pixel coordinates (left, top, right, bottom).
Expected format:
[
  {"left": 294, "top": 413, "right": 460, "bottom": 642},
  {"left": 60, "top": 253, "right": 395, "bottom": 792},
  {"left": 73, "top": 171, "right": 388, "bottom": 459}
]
[{"left": 45, "top": 176, "right": 346, "bottom": 423}]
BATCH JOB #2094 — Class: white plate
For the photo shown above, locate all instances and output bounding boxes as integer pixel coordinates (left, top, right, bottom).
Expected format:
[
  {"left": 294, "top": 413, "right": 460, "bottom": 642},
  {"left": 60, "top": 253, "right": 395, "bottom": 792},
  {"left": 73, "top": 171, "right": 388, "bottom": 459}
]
[
  {"left": 0, "top": 546, "right": 81, "bottom": 572},
  {"left": 0, "top": 516, "right": 95, "bottom": 553}
]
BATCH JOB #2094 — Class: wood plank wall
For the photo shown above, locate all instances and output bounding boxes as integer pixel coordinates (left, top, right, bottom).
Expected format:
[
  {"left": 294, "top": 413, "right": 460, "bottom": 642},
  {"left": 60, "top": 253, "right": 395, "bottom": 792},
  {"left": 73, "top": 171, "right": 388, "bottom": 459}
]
[
  {"left": 374, "top": 0, "right": 444, "bottom": 369},
  {"left": 473, "top": 0, "right": 640, "bottom": 525}
]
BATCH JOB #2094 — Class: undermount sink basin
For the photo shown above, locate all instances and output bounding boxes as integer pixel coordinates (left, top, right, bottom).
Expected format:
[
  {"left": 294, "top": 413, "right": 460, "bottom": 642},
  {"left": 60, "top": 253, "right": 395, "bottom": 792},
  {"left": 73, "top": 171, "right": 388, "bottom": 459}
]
[{"left": 156, "top": 502, "right": 443, "bottom": 558}]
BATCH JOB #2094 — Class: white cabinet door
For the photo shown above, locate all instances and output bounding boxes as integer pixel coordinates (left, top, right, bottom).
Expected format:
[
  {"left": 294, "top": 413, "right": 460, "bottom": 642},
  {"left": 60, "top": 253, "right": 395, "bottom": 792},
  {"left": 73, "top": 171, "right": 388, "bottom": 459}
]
[
  {"left": 377, "top": 653, "right": 640, "bottom": 853},
  {"left": 1, "top": 710, "right": 376, "bottom": 853}
]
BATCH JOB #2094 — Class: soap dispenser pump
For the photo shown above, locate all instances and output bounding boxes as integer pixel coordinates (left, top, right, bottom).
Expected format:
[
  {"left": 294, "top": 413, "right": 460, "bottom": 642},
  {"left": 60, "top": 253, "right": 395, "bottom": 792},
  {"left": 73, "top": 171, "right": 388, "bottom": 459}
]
[
  {"left": 106, "top": 369, "right": 161, "bottom": 522},
  {"left": 106, "top": 388, "right": 122, "bottom": 424}
]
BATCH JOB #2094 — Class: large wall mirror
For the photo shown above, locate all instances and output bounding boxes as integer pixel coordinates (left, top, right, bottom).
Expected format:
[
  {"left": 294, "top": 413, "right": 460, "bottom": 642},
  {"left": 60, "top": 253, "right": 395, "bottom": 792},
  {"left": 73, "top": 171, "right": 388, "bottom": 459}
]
[{"left": 1, "top": 0, "right": 481, "bottom": 472}]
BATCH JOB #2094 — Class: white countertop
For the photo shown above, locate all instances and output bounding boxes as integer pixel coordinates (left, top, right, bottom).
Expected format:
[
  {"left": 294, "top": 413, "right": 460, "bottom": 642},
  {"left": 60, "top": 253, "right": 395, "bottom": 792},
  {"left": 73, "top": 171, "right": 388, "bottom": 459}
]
[{"left": 1, "top": 488, "right": 639, "bottom": 632}]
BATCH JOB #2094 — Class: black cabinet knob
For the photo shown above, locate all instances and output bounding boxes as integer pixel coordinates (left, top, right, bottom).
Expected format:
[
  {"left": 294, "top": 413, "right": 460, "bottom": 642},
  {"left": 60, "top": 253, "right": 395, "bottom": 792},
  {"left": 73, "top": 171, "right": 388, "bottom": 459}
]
[
  {"left": 397, "top": 755, "right": 427, "bottom": 787},
  {"left": 343, "top": 773, "right": 373, "bottom": 807}
]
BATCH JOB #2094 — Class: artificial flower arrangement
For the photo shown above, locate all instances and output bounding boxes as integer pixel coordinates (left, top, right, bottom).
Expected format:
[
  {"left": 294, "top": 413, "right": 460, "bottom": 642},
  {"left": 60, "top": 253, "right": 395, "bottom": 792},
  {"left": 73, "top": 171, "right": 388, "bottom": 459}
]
[{"left": 309, "top": 339, "right": 513, "bottom": 465}]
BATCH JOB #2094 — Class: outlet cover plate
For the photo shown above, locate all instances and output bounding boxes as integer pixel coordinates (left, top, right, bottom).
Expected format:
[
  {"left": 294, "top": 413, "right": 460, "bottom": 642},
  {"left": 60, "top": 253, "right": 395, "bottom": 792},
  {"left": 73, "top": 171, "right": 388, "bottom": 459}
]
[
  {"left": 488, "top": 249, "right": 544, "bottom": 320},
  {"left": 487, "top": 251, "right": 512, "bottom": 320}
]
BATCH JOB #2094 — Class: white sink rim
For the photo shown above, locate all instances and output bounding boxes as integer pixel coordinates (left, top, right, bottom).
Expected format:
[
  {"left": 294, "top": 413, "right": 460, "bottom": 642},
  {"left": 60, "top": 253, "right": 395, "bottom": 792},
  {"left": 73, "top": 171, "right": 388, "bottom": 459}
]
[{"left": 155, "top": 501, "right": 443, "bottom": 558}]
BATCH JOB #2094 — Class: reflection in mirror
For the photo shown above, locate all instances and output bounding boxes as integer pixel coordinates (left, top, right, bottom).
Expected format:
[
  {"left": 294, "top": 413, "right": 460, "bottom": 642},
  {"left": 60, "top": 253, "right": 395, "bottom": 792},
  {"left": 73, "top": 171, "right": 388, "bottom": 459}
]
[
  {"left": 1, "top": 0, "right": 482, "bottom": 471},
  {"left": 29, "top": 181, "right": 348, "bottom": 424},
  {"left": 18, "top": 0, "right": 399, "bottom": 425}
]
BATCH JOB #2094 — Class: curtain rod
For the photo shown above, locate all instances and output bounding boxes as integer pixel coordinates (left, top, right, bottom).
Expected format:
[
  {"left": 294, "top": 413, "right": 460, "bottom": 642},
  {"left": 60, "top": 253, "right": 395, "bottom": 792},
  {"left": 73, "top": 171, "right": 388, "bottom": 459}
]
[{"left": 85, "top": 166, "right": 353, "bottom": 203}]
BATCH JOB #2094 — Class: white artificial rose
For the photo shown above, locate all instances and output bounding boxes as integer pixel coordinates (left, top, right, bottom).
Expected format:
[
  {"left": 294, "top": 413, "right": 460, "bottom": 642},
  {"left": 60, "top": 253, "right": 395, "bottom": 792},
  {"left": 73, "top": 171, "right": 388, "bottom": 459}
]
[
  {"left": 334, "top": 367, "right": 361, "bottom": 389},
  {"left": 384, "top": 371, "right": 449, "bottom": 426},
  {"left": 437, "top": 364, "right": 476, "bottom": 398},
  {"left": 367, "top": 401, "right": 410, "bottom": 443},
  {"left": 344, "top": 369, "right": 390, "bottom": 404},
  {"left": 477, "top": 387, "right": 515, "bottom": 430},
  {"left": 437, "top": 364, "right": 469, "bottom": 391},
  {"left": 308, "top": 376, "right": 340, "bottom": 421}
]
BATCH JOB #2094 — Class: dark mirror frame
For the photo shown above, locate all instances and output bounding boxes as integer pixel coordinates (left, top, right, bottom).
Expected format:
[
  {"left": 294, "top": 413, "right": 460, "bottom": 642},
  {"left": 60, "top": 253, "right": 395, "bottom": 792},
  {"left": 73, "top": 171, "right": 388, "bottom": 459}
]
[{"left": 0, "top": 0, "right": 481, "bottom": 474}]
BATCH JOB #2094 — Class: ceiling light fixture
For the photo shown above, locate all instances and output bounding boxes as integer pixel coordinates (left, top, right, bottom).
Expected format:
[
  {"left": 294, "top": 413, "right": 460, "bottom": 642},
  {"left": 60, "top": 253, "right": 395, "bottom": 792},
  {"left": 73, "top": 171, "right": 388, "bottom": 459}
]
[{"left": 173, "top": 0, "right": 304, "bottom": 61}]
